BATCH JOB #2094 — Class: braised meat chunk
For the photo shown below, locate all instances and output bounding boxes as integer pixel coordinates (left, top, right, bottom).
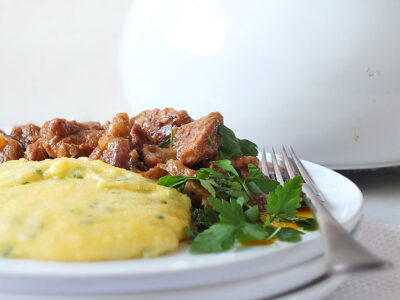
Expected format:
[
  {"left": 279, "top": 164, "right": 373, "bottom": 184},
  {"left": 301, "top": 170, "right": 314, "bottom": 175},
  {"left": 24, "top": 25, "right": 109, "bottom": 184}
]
[
  {"left": 142, "top": 144, "right": 176, "bottom": 167},
  {"left": 130, "top": 124, "right": 153, "bottom": 151},
  {"left": 231, "top": 155, "right": 260, "bottom": 179},
  {"left": 25, "top": 140, "right": 48, "bottom": 161},
  {"left": 0, "top": 133, "right": 24, "bottom": 163},
  {"left": 132, "top": 108, "right": 192, "bottom": 144},
  {"left": 90, "top": 136, "right": 132, "bottom": 169},
  {"left": 40, "top": 119, "right": 103, "bottom": 158},
  {"left": 90, "top": 113, "right": 144, "bottom": 170},
  {"left": 11, "top": 123, "right": 41, "bottom": 149},
  {"left": 139, "top": 163, "right": 168, "bottom": 180},
  {"left": 183, "top": 181, "right": 209, "bottom": 208},
  {"left": 104, "top": 113, "right": 131, "bottom": 138},
  {"left": 172, "top": 112, "right": 223, "bottom": 166},
  {"left": 160, "top": 159, "right": 196, "bottom": 177}
]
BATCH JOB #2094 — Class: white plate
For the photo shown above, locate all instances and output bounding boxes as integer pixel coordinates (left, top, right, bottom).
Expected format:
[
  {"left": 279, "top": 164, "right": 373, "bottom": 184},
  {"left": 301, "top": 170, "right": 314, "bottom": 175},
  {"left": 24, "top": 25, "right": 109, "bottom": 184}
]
[
  {"left": 0, "top": 257, "right": 336, "bottom": 300},
  {"left": 0, "top": 158, "right": 363, "bottom": 297}
]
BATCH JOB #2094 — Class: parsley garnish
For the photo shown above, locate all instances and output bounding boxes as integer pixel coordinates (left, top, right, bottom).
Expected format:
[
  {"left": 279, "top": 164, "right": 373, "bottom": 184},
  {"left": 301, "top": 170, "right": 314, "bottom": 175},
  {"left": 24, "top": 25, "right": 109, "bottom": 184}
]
[
  {"left": 158, "top": 160, "right": 315, "bottom": 254},
  {"left": 189, "top": 176, "right": 304, "bottom": 253},
  {"left": 217, "top": 125, "right": 258, "bottom": 159}
]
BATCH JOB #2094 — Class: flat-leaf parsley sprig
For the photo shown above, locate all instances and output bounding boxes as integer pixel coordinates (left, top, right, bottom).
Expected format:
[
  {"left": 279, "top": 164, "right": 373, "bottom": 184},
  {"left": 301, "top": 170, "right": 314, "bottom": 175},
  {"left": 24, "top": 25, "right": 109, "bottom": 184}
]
[{"left": 158, "top": 159, "right": 317, "bottom": 254}]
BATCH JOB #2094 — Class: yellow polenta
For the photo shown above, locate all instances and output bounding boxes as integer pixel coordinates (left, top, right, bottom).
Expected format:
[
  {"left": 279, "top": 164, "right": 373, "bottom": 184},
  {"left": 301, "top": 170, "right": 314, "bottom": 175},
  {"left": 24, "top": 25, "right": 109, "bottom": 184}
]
[{"left": 0, "top": 158, "right": 191, "bottom": 261}]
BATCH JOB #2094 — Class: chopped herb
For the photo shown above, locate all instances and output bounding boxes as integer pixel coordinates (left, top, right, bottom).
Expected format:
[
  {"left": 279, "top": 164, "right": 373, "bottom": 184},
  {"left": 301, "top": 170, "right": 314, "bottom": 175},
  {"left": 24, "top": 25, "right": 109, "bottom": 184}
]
[
  {"left": 207, "top": 136, "right": 215, "bottom": 147},
  {"left": 80, "top": 216, "right": 94, "bottom": 225},
  {"left": 72, "top": 171, "right": 83, "bottom": 179},
  {"left": 161, "top": 200, "right": 168, "bottom": 204},
  {"left": 35, "top": 169, "right": 43, "bottom": 175},
  {"left": 69, "top": 208, "right": 81, "bottom": 214},
  {"left": 110, "top": 191, "right": 120, "bottom": 194},
  {"left": 159, "top": 140, "right": 170, "bottom": 148},
  {"left": 105, "top": 206, "right": 115, "bottom": 213},
  {"left": 2, "top": 246, "right": 13, "bottom": 257},
  {"left": 217, "top": 125, "right": 258, "bottom": 159},
  {"left": 193, "top": 206, "right": 219, "bottom": 228},
  {"left": 159, "top": 128, "right": 174, "bottom": 148},
  {"left": 156, "top": 215, "right": 165, "bottom": 220},
  {"left": 22, "top": 181, "right": 30, "bottom": 185}
]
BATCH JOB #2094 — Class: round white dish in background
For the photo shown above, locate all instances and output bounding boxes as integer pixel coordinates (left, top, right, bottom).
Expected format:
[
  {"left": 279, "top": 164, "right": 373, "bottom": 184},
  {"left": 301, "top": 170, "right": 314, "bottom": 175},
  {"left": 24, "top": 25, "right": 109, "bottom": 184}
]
[
  {"left": 0, "top": 158, "right": 363, "bottom": 298},
  {"left": 120, "top": 0, "right": 400, "bottom": 170}
]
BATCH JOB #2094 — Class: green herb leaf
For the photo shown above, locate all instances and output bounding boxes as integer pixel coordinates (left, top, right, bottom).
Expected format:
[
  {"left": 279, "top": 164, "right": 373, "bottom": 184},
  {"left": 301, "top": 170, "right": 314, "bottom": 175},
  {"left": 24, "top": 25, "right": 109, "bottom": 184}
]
[
  {"left": 199, "top": 179, "right": 216, "bottom": 197},
  {"left": 217, "top": 125, "right": 258, "bottom": 159},
  {"left": 208, "top": 197, "right": 245, "bottom": 225},
  {"left": 265, "top": 175, "right": 303, "bottom": 217},
  {"left": 236, "top": 223, "right": 266, "bottom": 242},
  {"left": 295, "top": 218, "right": 318, "bottom": 231},
  {"left": 244, "top": 205, "right": 260, "bottom": 223},
  {"left": 184, "top": 226, "right": 196, "bottom": 242},
  {"left": 190, "top": 223, "right": 237, "bottom": 254},
  {"left": 238, "top": 139, "right": 258, "bottom": 156},
  {"left": 193, "top": 206, "right": 219, "bottom": 228},
  {"left": 196, "top": 168, "right": 225, "bottom": 180},
  {"left": 157, "top": 175, "right": 193, "bottom": 189},
  {"left": 276, "top": 227, "right": 303, "bottom": 242},
  {"left": 246, "top": 164, "right": 279, "bottom": 194},
  {"left": 210, "top": 159, "right": 239, "bottom": 177}
]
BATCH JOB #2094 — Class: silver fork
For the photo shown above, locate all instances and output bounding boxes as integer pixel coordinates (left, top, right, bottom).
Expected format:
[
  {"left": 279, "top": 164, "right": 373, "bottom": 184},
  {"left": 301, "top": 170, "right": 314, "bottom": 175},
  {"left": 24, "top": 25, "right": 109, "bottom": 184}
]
[{"left": 262, "top": 145, "right": 392, "bottom": 275}]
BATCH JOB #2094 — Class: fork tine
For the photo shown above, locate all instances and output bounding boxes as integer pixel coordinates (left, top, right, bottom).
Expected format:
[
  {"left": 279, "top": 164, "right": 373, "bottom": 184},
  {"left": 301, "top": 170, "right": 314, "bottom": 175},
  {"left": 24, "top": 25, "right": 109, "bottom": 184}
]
[
  {"left": 288, "top": 145, "right": 323, "bottom": 199},
  {"left": 281, "top": 145, "right": 296, "bottom": 179},
  {"left": 271, "top": 147, "right": 284, "bottom": 185},
  {"left": 261, "top": 147, "right": 272, "bottom": 179},
  {"left": 288, "top": 145, "right": 316, "bottom": 187}
]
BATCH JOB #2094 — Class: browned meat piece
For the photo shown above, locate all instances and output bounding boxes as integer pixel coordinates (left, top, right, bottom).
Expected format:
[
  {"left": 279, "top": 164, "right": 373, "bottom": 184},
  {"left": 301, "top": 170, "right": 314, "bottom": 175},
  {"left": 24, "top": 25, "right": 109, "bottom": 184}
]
[
  {"left": 90, "top": 136, "right": 131, "bottom": 169},
  {"left": 25, "top": 139, "right": 48, "bottom": 161},
  {"left": 89, "top": 113, "right": 147, "bottom": 170},
  {"left": 231, "top": 155, "right": 260, "bottom": 179},
  {"left": 0, "top": 133, "right": 24, "bottom": 163},
  {"left": 183, "top": 181, "right": 210, "bottom": 208},
  {"left": 172, "top": 112, "right": 223, "bottom": 166},
  {"left": 11, "top": 123, "right": 41, "bottom": 149},
  {"left": 104, "top": 113, "right": 131, "bottom": 138},
  {"left": 160, "top": 159, "right": 197, "bottom": 177},
  {"left": 130, "top": 123, "right": 153, "bottom": 151},
  {"left": 131, "top": 108, "right": 192, "bottom": 144},
  {"left": 139, "top": 163, "right": 168, "bottom": 180},
  {"left": 248, "top": 193, "right": 267, "bottom": 212},
  {"left": 142, "top": 144, "right": 176, "bottom": 167},
  {"left": 40, "top": 119, "right": 103, "bottom": 158}
]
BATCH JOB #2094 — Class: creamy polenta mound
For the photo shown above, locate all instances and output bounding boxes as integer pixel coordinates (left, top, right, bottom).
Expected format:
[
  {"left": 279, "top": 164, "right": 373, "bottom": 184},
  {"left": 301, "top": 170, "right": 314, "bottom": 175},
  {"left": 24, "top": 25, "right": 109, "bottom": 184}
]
[{"left": 0, "top": 158, "right": 191, "bottom": 261}]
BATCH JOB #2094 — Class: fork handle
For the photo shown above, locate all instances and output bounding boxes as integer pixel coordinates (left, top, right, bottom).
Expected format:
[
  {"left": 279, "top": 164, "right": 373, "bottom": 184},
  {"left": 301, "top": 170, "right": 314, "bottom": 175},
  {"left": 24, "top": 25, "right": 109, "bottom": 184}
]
[{"left": 302, "top": 184, "right": 392, "bottom": 274}]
